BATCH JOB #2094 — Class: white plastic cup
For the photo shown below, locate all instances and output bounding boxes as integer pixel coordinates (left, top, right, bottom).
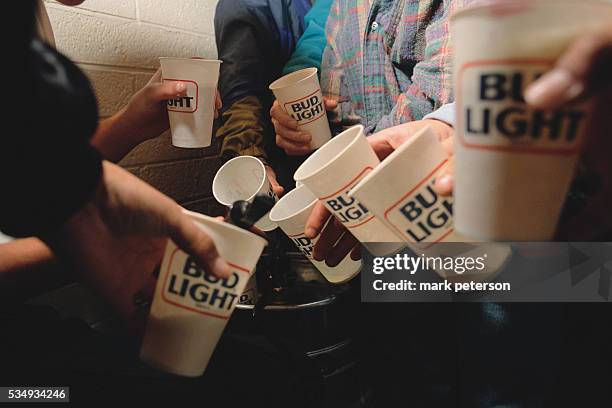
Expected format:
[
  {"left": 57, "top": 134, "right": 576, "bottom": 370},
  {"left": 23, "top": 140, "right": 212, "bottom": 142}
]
[
  {"left": 140, "top": 211, "right": 267, "bottom": 377},
  {"left": 238, "top": 274, "right": 257, "bottom": 305},
  {"left": 294, "top": 125, "right": 404, "bottom": 256},
  {"left": 350, "top": 127, "right": 454, "bottom": 244},
  {"left": 269, "top": 68, "right": 332, "bottom": 149},
  {"left": 212, "top": 156, "right": 278, "bottom": 231},
  {"left": 451, "top": 0, "right": 612, "bottom": 240},
  {"left": 349, "top": 126, "right": 511, "bottom": 280},
  {"left": 159, "top": 57, "right": 221, "bottom": 148},
  {"left": 269, "top": 185, "right": 362, "bottom": 283}
]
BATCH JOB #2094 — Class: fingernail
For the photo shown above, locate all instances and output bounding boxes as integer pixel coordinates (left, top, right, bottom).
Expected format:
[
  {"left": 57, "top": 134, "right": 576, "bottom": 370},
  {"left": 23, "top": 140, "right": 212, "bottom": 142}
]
[
  {"left": 305, "top": 227, "right": 317, "bottom": 238},
  {"left": 325, "top": 258, "right": 340, "bottom": 268},
  {"left": 176, "top": 82, "right": 186, "bottom": 93},
  {"left": 436, "top": 174, "right": 453, "bottom": 191},
  {"left": 214, "top": 258, "right": 232, "bottom": 278},
  {"left": 525, "top": 69, "right": 583, "bottom": 108}
]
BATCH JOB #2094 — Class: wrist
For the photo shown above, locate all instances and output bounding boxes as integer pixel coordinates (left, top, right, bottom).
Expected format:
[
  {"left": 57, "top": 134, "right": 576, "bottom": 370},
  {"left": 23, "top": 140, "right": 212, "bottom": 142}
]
[{"left": 115, "top": 104, "right": 150, "bottom": 145}]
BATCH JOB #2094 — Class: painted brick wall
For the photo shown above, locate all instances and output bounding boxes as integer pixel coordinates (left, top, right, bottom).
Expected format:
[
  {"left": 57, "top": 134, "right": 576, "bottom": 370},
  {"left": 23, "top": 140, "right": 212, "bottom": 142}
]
[{"left": 44, "top": 0, "right": 225, "bottom": 216}]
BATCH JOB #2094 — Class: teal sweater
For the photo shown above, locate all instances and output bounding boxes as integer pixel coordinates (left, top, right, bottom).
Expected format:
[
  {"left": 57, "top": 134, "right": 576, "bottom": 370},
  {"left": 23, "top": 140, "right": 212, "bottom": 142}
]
[{"left": 282, "top": 0, "right": 332, "bottom": 75}]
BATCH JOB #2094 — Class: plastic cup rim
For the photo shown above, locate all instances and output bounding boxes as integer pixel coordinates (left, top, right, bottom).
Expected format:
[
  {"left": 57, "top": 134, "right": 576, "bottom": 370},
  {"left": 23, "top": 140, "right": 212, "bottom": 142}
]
[
  {"left": 269, "top": 185, "right": 318, "bottom": 223},
  {"left": 293, "top": 125, "right": 365, "bottom": 184},
  {"left": 451, "top": 0, "right": 612, "bottom": 22},
  {"left": 183, "top": 209, "right": 268, "bottom": 248},
  {"left": 269, "top": 67, "right": 319, "bottom": 91}
]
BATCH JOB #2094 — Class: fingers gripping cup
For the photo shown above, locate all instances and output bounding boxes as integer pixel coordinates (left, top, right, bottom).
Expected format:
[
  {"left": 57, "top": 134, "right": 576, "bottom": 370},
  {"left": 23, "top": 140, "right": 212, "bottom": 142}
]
[
  {"left": 140, "top": 211, "right": 267, "bottom": 377},
  {"left": 294, "top": 125, "right": 404, "bottom": 256},
  {"left": 270, "top": 185, "right": 362, "bottom": 283},
  {"left": 269, "top": 68, "right": 332, "bottom": 149},
  {"left": 159, "top": 57, "right": 221, "bottom": 148},
  {"left": 212, "top": 156, "right": 278, "bottom": 231},
  {"left": 349, "top": 126, "right": 511, "bottom": 280},
  {"left": 451, "top": 0, "right": 612, "bottom": 240}
]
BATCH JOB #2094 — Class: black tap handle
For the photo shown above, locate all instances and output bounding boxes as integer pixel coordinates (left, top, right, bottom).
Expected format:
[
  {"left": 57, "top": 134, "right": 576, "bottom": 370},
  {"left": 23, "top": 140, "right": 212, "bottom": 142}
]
[{"left": 227, "top": 194, "right": 276, "bottom": 230}]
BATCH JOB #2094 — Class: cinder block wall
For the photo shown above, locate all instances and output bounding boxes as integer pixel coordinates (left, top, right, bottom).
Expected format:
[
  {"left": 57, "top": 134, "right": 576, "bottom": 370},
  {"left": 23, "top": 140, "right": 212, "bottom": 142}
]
[{"left": 44, "top": 0, "right": 225, "bottom": 215}]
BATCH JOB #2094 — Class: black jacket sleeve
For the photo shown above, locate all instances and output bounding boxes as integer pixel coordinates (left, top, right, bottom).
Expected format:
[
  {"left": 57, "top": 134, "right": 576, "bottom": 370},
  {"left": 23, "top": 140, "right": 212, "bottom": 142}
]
[{"left": 1, "top": 22, "right": 102, "bottom": 238}]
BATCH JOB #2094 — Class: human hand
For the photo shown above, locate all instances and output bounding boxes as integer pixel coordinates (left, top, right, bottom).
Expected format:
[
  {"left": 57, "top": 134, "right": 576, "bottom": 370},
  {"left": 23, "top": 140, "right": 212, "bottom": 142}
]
[
  {"left": 265, "top": 165, "right": 285, "bottom": 197},
  {"left": 525, "top": 31, "right": 612, "bottom": 109},
  {"left": 119, "top": 69, "right": 188, "bottom": 145},
  {"left": 214, "top": 90, "right": 222, "bottom": 119},
  {"left": 304, "top": 202, "right": 361, "bottom": 267},
  {"left": 44, "top": 161, "right": 232, "bottom": 321},
  {"left": 303, "top": 119, "right": 453, "bottom": 265},
  {"left": 367, "top": 119, "right": 455, "bottom": 197},
  {"left": 525, "top": 31, "right": 612, "bottom": 240},
  {"left": 270, "top": 97, "right": 337, "bottom": 156}
]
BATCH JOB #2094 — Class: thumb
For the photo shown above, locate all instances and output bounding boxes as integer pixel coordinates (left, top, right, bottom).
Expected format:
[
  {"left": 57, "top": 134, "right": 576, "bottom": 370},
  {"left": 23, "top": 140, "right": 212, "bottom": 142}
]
[
  {"left": 367, "top": 132, "right": 395, "bottom": 160},
  {"left": 324, "top": 97, "right": 338, "bottom": 110},
  {"left": 166, "top": 208, "right": 232, "bottom": 278},
  {"left": 266, "top": 166, "right": 285, "bottom": 196},
  {"left": 433, "top": 157, "right": 454, "bottom": 197},
  {"left": 148, "top": 80, "right": 187, "bottom": 103}
]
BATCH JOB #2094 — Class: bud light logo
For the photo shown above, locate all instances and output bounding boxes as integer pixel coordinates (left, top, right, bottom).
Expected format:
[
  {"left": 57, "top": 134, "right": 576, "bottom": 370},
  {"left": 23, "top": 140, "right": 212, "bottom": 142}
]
[
  {"left": 326, "top": 193, "right": 372, "bottom": 226},
  {"left": 385, "top": 161, "right": 453, "bottom": 244},
  {"left": 164, "top": 78, "right": 198, "bottom": 113},
  {"left": 457, "top": 61, "right": 587, "bottom": 154},
  {"left": 291, "top": 235, "right": 315, "bottom": 258},
  {"left": 322, "top": 167, "right": 375, "bottom": 229},
  {"left": 161, "top": 250, "right": 248, "bottom": 319},
  {"left": 284, "top": 91, "right": 325, "bottom": 125}
]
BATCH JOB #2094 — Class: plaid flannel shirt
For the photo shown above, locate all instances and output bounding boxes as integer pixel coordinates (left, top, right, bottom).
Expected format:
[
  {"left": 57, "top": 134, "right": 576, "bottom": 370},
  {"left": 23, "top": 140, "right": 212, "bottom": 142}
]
[{"left": 321, "top": 0, "right": 474, "bottom": 134}]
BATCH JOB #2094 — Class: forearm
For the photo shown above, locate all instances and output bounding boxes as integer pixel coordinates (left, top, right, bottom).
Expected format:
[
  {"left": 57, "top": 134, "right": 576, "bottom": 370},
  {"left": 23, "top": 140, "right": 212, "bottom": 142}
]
[
  {"left": 0, "top": 238, "right": 70, "bottom": 304},
  {"left": 0, "top": 238, "right": 55, "bottom": 274},
  {"left": 217, "top": 95, "right": 270, "bottom": 162},
  {"left": 91, "top": 108, "right": 140, "bottom": 163}
]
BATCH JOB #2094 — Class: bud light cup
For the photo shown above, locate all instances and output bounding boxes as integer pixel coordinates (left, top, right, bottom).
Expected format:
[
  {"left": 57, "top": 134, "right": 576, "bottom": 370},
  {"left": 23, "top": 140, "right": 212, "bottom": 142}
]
[
  {"left": 159, "top": 57, "right": 221, "bottom": 148},
  {"left": 350, "top": 127, "right": 454, "bottom": 244},
  {"left": 140, "top": 211, "right": 267, "bottom": 377},
  {"left": 212, "top": 155, "right": 278, "bottom": 231},
  {"left": 293, "top": 125, "right": 405, "bottom": 256},
  {"left": 270, "top": 185, "right": 362, "bottom": 283},
  {"left": 269, "top": 68, "right": 332, "bottom": 149},
  {"left": 349, "top": 126, "right": 511, "bottom": 280},
  {"left": 451, "top": 0, "right": 612, "bottom": 240}
]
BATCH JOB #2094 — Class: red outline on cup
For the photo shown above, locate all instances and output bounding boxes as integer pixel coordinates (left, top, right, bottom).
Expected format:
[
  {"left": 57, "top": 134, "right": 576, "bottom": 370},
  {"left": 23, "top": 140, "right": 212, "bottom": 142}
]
[
  {"left": 283, "top": 89, "right": 326, "bottom": 126},
  {"left": 384, "top": 159, "right": 453, "bottom": 248},
  {"left": 163, "top": 78, "right": 199, "bottom": 113},
  {"left": 320, "top": 166, "right": 376, "bottom": 229},
  {"left": 456, "top": 59, "right": 584, "bottom": 156},
  {"left": 160, "top": 247, "right": 250, "bottom": 320}
]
